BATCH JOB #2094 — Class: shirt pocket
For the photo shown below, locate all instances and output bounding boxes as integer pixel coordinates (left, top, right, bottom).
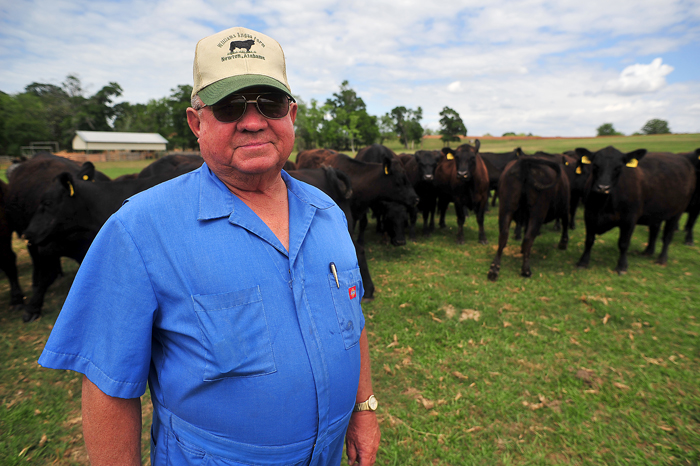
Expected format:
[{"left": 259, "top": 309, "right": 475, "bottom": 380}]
[
  {"left": 193, "top": 286, "right": 277, "bottom": 381},
  {"left": 328, "top": 267, "right": 364, "bottom": 350}
]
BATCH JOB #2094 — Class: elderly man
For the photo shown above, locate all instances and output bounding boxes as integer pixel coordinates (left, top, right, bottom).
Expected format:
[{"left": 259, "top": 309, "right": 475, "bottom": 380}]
[{"left": 38, "top": 27, "right": 380, "bottom": 465}]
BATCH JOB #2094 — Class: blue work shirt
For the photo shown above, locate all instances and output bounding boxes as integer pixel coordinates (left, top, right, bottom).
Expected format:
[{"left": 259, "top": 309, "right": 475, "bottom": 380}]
[{"left": 39, "top": 164, "right": 365, "bottom": 465}]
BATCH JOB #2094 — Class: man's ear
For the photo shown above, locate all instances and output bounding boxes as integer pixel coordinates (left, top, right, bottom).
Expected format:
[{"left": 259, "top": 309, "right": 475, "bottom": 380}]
[
  {"left": 288, "top": 102, "right": 298, "bottom": 125},
  {"left": 186, "top": 107, "right": 202, "bottom": 138}
]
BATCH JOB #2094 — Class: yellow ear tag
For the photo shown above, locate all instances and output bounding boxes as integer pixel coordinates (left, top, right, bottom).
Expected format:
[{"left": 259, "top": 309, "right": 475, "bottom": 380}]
[
  {"left": 384, "top": 166, "right": 389, "bottom": 175},
  {"left": 447, "top": 153, "right": 454, "bottom": 160},
  {"left": 68, "top": 182, "right": 75, "bottom": 197},
  {"left": 565, "top": 161, "right": 569, "bottom": 166},
  {"left": 576, "top": 166, "right": 582, "bottom": 175},
  {"left": 581, "top": 155, "right": 591, "bottom": 164},
  {"left": 626, "top": 158, "right": 638, "bottom": 168},
  {"left": 82, "top": 175, "right": 89, "bottom": 180}
]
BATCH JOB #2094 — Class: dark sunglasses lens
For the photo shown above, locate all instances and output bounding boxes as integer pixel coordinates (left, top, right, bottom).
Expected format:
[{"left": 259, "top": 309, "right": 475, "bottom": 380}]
[
  {"left": 256, "top": 94, "right": 290, "bottom": 119},
  {"left": 211, "top": 96, "right": 247, "bottom": 122}
]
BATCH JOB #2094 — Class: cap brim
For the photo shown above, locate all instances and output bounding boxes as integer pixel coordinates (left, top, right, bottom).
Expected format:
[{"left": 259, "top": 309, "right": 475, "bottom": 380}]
[{"left": 198, "top": 75, "right": 293, "bottom": 105}]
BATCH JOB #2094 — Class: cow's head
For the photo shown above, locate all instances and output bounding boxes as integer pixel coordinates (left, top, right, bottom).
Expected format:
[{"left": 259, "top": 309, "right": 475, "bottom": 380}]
[
  {"left": 23, "top": 172, "right": 91, "bottom": 246},
  {"left": 413, "top": 150, "right": 441, "bottom": 182},
  {"left": 378, "top": 201, "right": 408, "bottom": 246},
  {"left": 382, "top": 157, "right": 419, "bottom": 206},
  {"left": 575, "top": 146, "right": 646, "bottom": 194},
  {"left": 452, "top": 140, "right": 481, "bottom": 180}
]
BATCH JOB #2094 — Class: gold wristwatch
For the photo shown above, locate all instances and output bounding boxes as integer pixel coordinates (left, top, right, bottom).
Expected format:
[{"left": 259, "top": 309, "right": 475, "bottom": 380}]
[{"left": 353, "top": 394, "right": 378, "bottom": 412}]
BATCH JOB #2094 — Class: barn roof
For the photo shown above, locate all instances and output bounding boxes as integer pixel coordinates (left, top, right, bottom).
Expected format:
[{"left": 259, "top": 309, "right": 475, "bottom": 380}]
[{"left": 75, "top": 131, "right": 168, "bottom": 144}]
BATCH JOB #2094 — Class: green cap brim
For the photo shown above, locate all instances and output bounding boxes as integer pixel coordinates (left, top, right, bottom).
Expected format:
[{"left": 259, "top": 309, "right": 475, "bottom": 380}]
[{"left": 198, "top": 75, "right": 293, "bottom": 105}]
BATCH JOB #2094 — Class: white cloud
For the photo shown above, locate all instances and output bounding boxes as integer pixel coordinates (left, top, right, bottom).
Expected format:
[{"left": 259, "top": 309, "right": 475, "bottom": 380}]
[
  {"left": 447, "top": 81, "right": 464, "bottom": 93},
  {"left": 603, "top": 58, "right": 674, "bottom": 95}
]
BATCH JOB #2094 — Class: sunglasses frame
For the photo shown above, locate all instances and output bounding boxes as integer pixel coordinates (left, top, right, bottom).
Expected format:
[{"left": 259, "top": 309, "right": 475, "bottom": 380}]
[{"left": 205, "top": 92, "right": 293, "bottom": 123}]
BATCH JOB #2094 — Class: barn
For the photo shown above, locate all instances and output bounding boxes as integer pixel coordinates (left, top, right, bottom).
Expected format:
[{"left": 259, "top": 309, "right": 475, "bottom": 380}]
[{"left": 72, "top": 131, "right": 168, "bottom": 152}]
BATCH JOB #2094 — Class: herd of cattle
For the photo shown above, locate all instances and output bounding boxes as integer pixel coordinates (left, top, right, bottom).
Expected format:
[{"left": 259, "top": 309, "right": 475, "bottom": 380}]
[{"left": 0, "top": 142, "right": 698, "bottom": 323}]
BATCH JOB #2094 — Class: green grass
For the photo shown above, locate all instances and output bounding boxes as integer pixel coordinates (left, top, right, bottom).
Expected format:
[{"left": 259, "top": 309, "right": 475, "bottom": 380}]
[{"left": 1, "top": 146, "right": 699, "bottom": 465}]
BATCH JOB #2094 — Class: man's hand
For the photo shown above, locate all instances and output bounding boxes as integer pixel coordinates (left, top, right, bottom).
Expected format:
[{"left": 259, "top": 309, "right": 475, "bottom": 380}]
[{"left": 345, "top": 411, "right": 380, "bottom": 466}]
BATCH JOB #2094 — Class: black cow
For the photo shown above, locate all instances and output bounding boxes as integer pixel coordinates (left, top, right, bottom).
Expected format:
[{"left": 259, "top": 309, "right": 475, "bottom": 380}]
[
  {"left": 288, "top": 167, "right": 376, "bottom": 301},
  {"left": 18, "top": 162, "right": 198, "bottom": 322},
  {"left": 229, "top": 39, "right": 255, "bottom": 52},
  {"left": 678, "top": 149, "right": 700, "bottom": 244},
  {"left": 487, "top": 156, "right": 570, "bottom": 281},
  {"left": 575, "top": 146, "right": 696, "bottom": 274},
  {"left": 5, "top": 153, "right": 110, "bottom": 322},
  {"left": 0, "top": 180, "right": 23, "bottom": 309},
  {"left": 137, "top": 154, "right": 203, "bottom": 178},
  {"left": 400, "top": 150, "right": 443, "bottom": 239},
  {"left": 296, "top": 148, "right": 339, "bottom": 169},
  {"left": 480, "top": 148, "right": 523, "bottom": 206},
  {"left": 354, "top": 144, "right": 412, "bottom": 246},
  {"left": 435, "top": 140, "right": 490, "bottom": 244}
]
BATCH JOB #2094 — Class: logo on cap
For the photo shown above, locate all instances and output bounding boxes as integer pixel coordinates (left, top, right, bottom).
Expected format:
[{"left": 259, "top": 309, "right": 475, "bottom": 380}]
[{"left": 229, "top": 40, "right": 255, "bottom": 52}]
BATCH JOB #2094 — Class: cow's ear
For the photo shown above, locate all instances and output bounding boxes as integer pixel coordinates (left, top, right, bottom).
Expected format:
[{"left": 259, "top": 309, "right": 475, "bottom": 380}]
[
  {"left": 474, "top": 139, "right": 480, "bottom": 153},
  {"left": 625, "top": 149, "right": 646, "bottom": 168},
  {"left": 575, "top": 148, "right": 592, "bottom": 164},
  {"left": 57, "top": 172, "right": 76, "bottom": 197},
  {"left": 515, "top": 147, "right": 523, "bottom": 157},
  {"left": 77, "top": 162, "right": 96, "bottom": 181}
]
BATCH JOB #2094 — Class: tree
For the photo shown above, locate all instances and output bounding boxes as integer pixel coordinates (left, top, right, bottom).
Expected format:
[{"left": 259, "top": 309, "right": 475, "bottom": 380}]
[
  {"left": 390, "top": 106, "right": 423, "bottom": 149},
  {"left": 641, "top": 119, "right": 671, "bottom": 135},
  {"left": 438, "top": 106, "right": 467, "bottom": 146},
  {"left": 168, "top": 84, "right": 198, "bottom": 150},
  {"left": 596, "top": 123, "right": 622, "bottom": 136},
  {"left": 323, "top": 81, "right": 379, "bottom": 150},
  {"left": 293, "top": 97, "right": 327, "bottom": 151},
  {"left": 378, "top": 114, "right": 395, "bottom": 144}
]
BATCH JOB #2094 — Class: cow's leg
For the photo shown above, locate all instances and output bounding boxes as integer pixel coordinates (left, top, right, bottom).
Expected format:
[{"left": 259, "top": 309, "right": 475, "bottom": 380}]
[
  {"left": 354, "top": 240, "right": 374, "bottom": 301},
  {"left": 408, "top": 205, "right": 417, "bottom": 242},
  {"left": 476, "top": 202, "right": 488, "bottom": 245},
  {"left": 0, "top": 237, "right": 24, "bottom": 308},
  {"left": 576, "top": 219, "right": 597, "bottom": 269},
  {"left": 427, "top": 197, "right": 436, "bottom": 234},
  {"left": 438, "top": 196, "right": 449, "bottom": 229},
  {"left": 454, "top": 202, "right": 465, "bottom": 244},
  {"left": 357, "top": 212, "right": 368, "bottom": 245},
  {"left": 487, "top": 210, "right": 512, "bottom": 281},
  {"left": 520, "top": 219, "right": 538, "bottom": 278},
  {"left": 615, "top": 223, "right": 636, "bottom": 274},
  {"left": 642, "top": 222, "right": 661, "bottom": 256},
  {"left": 569, "top": 195, "right": 579, "bottom": 231},
  {"left": 491, "top": 189, "right": 498, "bottom": 207},
  {"left": 23, "top": 248, "right": 62, "bottom": 322},
  {"left": 684, "top": 204, "right": 699, "bottom": 245},
  {"left": 558, "top": 209, "right": 570, "bottom": 251},
  {"left": 514, "top": 221, "right": 523, "bottom": 241},
  {"left": 657, "top": 217, "right": 680, "bottom": 265}
]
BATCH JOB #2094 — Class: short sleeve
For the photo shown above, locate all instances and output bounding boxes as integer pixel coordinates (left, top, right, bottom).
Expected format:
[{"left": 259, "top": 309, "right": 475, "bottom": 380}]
[{"left": 38, "top": 214, "right": 158, "bottom": 399}]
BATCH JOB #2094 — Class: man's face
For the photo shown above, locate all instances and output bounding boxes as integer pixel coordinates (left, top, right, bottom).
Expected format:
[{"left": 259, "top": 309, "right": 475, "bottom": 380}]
[{"left": 187, "top": 86, "right": 297, "bottom": 183}]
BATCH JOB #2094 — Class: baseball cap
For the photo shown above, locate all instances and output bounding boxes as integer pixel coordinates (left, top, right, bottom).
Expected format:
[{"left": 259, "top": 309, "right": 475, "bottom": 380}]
[{"left": 192, "top": 27, "right": 292, "bottom": 105}]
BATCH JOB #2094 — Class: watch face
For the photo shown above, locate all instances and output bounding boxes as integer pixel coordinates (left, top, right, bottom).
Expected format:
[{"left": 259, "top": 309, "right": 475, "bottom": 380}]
[{"left": 368, "top": 395, "right": 378, "bottom": 410}]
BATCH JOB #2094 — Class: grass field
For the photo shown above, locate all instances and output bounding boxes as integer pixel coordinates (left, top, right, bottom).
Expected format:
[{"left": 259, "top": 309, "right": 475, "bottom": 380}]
[{"left": 1, "top": 137, "right": 699, "bottom": 465}]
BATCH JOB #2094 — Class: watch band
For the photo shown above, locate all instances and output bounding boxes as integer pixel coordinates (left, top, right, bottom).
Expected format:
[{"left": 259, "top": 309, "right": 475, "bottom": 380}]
[{"left": 353, "top": 394, "right": 378, "bottom": 412}]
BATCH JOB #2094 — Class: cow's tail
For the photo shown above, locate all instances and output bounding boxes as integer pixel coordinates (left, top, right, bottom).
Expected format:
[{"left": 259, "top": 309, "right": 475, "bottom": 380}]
[
  {"left": 520, "top": 158, "right": 561, "bottom": 191},
  {"left": 322, "top": 166, "right": 353, "bottom": 200}
]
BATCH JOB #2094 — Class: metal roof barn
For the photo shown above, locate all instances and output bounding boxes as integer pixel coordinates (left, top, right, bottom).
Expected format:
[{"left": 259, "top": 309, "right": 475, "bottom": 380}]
[{"left": 72, "top": 131, "right": 168, "bottom": 152}]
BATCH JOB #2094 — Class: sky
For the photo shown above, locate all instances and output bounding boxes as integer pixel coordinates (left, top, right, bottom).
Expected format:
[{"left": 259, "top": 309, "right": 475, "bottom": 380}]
[{"left": 1, "top": 0, "right": 699, "bottom": 137}]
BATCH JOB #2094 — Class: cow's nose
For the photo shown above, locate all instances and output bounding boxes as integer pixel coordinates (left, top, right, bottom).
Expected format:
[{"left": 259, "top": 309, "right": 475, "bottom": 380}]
[
  {"left": 423, "top": 174, "right": 433, "bottom": 181},
  {"left": 457, "top": 171, "right": 468, "bottom": 178},
  {"left": 596, "top": 184, "right": 611, "bottom": 193}
]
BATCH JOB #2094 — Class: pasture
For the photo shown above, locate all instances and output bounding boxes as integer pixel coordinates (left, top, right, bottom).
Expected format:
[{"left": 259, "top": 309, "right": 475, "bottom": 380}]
[{"left": 1, "top": 136, "right": 699, "bottom": 465}]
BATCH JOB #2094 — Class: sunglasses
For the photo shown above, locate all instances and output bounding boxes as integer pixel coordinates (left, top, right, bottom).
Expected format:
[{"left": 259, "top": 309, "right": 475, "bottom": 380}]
[{"left": 207, "top": 92, "right": 293, "bottom": 123}]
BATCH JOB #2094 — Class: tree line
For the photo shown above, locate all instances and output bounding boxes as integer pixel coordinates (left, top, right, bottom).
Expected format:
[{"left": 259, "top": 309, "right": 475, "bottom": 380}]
[
  {"left": 0, "top": 77, "right": 468, "bottom": 156},
  {"left": 596, "top": 119, "right": 671, "bottom": 137}
]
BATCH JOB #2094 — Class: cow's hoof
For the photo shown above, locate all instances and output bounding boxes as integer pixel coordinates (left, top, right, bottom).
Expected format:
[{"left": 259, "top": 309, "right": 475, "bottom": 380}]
[
  {"left": 521, "top": 270, "right": 532, "bottom": 278},
  {"left": 487, "top": 270, "right": 499, "bottom": 282},
  {"left": 558, "top": 242, "right": 568, "bottom": 250},
  {"left": 362, "top": 295, "right": 375, "bottom": 303},
  {"left": 685, "top": 241, "right": 694, "bottom": 246},
  {"left": 22, "top": 311, "right": 41, "bottom": 323},
  {"left": 616, "top": 269, "right": 627, "bottom": 276},
  {"left": 576, "top": 262, "right": 588, "bottom": 269},
  {"left": 479, "top": 239, "right": 488, "bottom": 245}
]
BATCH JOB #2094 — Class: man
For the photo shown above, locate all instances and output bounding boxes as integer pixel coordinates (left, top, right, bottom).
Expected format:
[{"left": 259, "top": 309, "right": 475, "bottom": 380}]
[{"left": 38, "top": 26, "right": 380, "bottom": 465}]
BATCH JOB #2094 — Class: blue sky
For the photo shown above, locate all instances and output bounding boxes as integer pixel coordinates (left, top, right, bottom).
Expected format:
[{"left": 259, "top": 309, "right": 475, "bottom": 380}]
[{"left": 1, "top": 0, "right": 699, "bottom": 136}]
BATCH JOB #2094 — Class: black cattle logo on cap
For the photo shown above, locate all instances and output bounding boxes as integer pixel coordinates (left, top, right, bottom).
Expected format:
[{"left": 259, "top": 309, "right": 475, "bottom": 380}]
[{"left": 229, "top": 40, "right": 255, "bottom": 52}]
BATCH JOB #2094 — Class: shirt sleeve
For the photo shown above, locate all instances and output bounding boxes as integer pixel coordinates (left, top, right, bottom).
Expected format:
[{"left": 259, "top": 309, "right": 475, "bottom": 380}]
[{"left": 38, "top": 214, "right": 158, "bottom": 399}]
